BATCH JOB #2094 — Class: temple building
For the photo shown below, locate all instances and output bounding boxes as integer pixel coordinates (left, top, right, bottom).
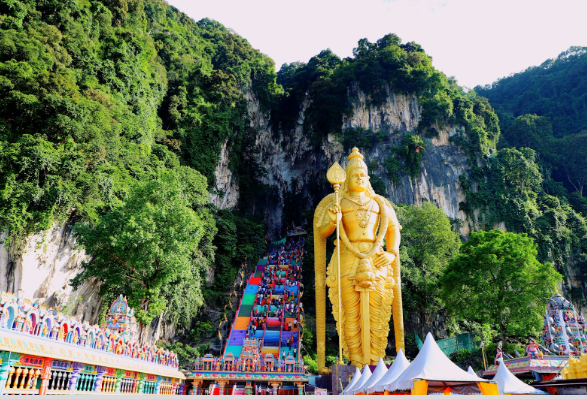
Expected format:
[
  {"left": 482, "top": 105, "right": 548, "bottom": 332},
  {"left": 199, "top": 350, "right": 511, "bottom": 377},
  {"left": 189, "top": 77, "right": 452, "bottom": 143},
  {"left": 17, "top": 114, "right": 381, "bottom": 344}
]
[{"left": 0, "top": 293, "right": 185, "bottom": 395}]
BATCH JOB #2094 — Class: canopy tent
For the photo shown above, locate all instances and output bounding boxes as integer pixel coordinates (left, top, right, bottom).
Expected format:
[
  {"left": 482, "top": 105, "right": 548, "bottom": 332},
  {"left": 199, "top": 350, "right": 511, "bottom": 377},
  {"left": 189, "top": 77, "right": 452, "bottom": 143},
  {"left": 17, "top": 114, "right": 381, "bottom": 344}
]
[
  {"left": 368, "top": 349, "right": 410, "bottom": 394},
  {"left": 387, "top": 332, "right": 498, "bottom": 395},
  {"left": 468, "top": 366, "right": 477, "bottom": 376},
  {"left": 341, "top": 367, "right": 362, "bottom": 395},
  {"left": 353, "top": 358, "right": 388, "bottom": 394},
  {"left": 493, "top": 359, "right": 549, "bottom": 395},
  {"left": 343, "top": 365, "right": 371, "bottom": 395}
]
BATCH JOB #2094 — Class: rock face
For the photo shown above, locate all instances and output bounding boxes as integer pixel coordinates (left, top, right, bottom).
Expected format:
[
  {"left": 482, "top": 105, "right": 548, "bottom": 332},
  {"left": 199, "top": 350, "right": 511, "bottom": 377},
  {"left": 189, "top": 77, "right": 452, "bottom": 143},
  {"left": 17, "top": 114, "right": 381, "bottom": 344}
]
[
  {"left": 214, "top": 83, "right": 472, "bottom": 236},
  {"left": 0, "top": 224, "right": 101, "bottom": 322}
]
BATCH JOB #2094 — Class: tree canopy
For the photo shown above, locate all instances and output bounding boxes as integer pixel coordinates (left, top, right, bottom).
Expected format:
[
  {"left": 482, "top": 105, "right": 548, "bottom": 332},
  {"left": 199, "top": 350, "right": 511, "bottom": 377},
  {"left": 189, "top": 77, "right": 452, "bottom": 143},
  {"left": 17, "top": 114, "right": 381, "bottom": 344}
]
[
  {"left": 72, "top": 168, "right": 214, "bottom": 326},
  {"left": 440, "top": 229, "right": 561, "bottom": 342},
  {"left": 395, "top": 202, "right": 461, "bottom": 314}
]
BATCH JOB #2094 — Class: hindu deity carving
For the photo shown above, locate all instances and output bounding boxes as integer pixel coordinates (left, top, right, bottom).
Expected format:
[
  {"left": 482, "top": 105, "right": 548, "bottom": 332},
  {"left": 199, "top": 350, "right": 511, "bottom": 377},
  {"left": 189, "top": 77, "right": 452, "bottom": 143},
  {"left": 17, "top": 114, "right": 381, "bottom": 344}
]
[{"left": 314, "top": 148, "right": 404, "bottom": 369}]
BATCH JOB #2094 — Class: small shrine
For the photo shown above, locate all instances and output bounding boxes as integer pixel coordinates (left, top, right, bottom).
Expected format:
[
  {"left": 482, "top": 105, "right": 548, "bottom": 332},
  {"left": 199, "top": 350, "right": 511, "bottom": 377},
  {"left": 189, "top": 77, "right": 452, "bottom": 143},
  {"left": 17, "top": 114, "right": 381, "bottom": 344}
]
[
  {"left": 240, "top": 338, "right": 261, "bottom": 372},
  {"left": 202, "top": 354, "right": 215, "bottom": 371},
  {"left": 263, "top": 353, "right": 276, "bottom": 372},
  {"left": 223, "top": 353, "right": 235, "bottom": 371},
  {"left": 104, "top": 295, "right": 139, "bottom": 341}
]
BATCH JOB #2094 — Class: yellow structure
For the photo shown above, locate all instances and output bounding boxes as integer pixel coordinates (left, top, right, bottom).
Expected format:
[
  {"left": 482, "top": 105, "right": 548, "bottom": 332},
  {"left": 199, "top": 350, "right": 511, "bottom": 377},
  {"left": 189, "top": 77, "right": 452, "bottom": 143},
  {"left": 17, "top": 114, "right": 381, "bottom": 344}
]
[
  {"left": 314, "top": 148, "right": 404, "bottom": 370},
  {"left": 561, "top": 354, "right": 587, "bottom": 379}
]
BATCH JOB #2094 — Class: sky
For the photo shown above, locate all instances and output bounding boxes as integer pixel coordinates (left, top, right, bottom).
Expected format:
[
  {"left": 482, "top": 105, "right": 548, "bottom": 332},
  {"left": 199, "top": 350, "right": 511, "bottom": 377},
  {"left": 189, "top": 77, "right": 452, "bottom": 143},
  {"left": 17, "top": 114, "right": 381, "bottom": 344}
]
[{"left": 166, "top": 0, "right": 587, "bottom": 88}]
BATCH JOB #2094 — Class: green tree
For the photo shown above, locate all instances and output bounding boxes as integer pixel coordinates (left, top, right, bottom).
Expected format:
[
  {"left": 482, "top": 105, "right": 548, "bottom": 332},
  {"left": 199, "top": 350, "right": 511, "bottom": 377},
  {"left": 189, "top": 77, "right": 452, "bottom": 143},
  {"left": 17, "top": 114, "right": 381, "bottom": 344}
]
[
  {"left": 440, "top": 229, "right": 561, "bottom": 342},
  {"left": 559, "top": 132, "right": 587, "bottom": 197},
  {"left": 72, "top": 168, "right": 215, "bottom": 327},
  {"left": 398, "top": 134, "right": 426, "bottom": 181},
  {"left": 395, "top": 202, "right": 461, "bottom": 313},
  {"left": 500, "top": 114, "right": 553, "bottom": 151}
]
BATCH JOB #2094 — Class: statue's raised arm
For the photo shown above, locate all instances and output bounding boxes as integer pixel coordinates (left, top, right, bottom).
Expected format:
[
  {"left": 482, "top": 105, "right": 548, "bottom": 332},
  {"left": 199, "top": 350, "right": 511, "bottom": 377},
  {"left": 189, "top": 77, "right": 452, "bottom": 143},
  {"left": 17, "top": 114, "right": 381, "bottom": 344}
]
[{"left": 314, "top": 147, "right": 404, "bottom": 370}]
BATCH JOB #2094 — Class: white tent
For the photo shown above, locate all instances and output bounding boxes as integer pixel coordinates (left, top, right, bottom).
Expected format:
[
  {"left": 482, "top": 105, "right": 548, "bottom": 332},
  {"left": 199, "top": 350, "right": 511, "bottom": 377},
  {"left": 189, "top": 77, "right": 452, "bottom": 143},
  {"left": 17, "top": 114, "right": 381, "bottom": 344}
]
[
  {"left": 342, "top": 365, "right": 370, "bottom": 395},
  {"left": 493, "top": 359, "right": 549, "bottom": 395},
  {"left": 368, "top": 349, "right": 410, "bottom": 394},
  {"left": 467, "top": 366, "right": 477, "bottom": 376},
  {"left": 341, "top": 367, "right": 361, "bottom": 395},
  {"left": 353, "top": 358, "right": 388, "bottom": 394},
  {"left": 387, "top": 332, "right": 494, "bottom": 394}
]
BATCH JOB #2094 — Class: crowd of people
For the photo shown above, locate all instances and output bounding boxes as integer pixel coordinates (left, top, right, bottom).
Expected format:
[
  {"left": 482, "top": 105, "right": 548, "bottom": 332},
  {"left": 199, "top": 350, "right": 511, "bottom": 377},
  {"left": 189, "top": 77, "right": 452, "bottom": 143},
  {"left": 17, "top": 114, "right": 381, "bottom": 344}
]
[{"left": 245, "top": 238, "right": 305, "bottom": 355}]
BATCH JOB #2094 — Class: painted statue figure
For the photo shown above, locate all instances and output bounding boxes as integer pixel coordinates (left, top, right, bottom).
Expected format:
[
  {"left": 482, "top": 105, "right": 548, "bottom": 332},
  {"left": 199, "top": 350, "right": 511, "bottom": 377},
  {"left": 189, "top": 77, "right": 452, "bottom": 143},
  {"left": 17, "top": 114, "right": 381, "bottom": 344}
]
[
  {"left": 526, "top": 339, "right": 543, "bottom": 359},
  {"left": 314, "top": 147, "right": 404, "bottom": 368}
]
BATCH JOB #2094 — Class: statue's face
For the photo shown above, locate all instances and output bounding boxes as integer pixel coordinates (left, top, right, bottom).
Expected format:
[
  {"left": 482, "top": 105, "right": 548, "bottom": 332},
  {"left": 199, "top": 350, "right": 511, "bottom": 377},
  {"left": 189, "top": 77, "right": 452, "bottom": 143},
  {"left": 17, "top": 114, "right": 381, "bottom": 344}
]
[{"left": 347, "top": 168, "right": 369, "bottom": 193}]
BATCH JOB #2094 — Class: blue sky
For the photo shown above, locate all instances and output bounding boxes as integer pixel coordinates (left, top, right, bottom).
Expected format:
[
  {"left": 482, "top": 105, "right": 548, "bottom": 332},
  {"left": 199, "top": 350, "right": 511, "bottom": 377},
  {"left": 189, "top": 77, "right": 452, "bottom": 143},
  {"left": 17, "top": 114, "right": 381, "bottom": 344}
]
[{"left": 167, "top": 0, "right": 586, "bottom": 88}]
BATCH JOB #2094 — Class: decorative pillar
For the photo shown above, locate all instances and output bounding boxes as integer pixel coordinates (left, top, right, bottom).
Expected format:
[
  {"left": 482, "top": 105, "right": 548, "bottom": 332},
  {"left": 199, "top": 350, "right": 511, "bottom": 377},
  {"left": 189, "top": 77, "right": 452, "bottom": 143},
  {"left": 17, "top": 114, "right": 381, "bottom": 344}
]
[
  {"left": 131, "top": 378, "right": 139, "bottom": 394},
  {"left": 114, "top": 369, "right": 124, "bottom": 393},
  {"left": 0, "top": 352, "right": 15, "bottom": 396},
  {"left": 296, "top": 382, "right": 304, "bottom": 395},
  {"left": 192, "top": 379, "right": 202, "bottom": 395},
  {"left": 68, "top": 362, "right": 84, "bottom": 392},
  {"left": 154, "top": 375, "right": 162, "bottom": 394},
  {"left": 217, "top": 380, "right": 227, "bottom": 395},
  {"left": 137, "top": 373, "right": 146, "bottom": 394},
  {"left": 38, "top": 357, "right": 54, "bottom": 395},
  {"left": 271, "top": 382, "right": 280, "bottom": 395},
  {"left": 93, "top": 366, "right": 107, "bottom": 392},
  {"left": 245, "top": 381, "right": 252, "bottom": 395}
]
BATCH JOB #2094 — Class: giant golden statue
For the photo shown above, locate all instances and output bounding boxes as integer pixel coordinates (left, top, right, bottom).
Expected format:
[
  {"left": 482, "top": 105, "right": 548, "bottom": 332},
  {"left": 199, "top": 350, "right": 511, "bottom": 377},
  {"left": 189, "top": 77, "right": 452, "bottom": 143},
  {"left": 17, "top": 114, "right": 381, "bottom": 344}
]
[{"left": 314, "top": 147, "right": 404, "bottom": 370}]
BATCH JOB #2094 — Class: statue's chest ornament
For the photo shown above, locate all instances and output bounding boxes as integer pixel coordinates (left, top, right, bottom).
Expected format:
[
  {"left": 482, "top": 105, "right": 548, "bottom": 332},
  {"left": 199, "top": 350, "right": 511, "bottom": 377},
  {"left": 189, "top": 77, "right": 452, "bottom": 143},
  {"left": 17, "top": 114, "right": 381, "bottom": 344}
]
[{"left": 348, "top": 196, "right": 373, "bottom": 228}]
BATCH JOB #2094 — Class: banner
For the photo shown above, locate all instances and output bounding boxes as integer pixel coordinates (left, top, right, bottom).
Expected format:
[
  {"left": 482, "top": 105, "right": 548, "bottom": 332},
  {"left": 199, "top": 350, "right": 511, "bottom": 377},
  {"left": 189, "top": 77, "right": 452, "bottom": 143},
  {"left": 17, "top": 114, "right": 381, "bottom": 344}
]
[{"left": 315, "top": 387, "right": 328, "bottom": 395}]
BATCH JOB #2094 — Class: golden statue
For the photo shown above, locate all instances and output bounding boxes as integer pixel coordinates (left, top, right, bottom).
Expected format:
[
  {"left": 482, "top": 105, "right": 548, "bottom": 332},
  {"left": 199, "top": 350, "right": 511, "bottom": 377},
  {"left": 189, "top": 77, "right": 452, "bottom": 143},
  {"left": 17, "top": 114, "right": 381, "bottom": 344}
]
[{"left": 314, "top": 147, "right": 404, "bottom": 369}]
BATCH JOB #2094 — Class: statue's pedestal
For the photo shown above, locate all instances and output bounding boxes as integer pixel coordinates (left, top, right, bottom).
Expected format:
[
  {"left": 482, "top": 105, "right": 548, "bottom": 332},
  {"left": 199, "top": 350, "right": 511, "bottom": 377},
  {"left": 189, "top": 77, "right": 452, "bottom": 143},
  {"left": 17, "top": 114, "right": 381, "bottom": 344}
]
[{"left": 331, "top": 364, "right": 358, "bottom": 395}]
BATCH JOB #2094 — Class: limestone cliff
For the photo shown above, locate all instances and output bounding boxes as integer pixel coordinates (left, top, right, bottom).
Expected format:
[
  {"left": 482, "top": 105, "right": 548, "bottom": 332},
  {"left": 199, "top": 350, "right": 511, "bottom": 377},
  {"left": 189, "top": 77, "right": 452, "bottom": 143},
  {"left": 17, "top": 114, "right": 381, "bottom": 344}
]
[{"left": 213, "top": 83, "right": 472, "bottom": 237}]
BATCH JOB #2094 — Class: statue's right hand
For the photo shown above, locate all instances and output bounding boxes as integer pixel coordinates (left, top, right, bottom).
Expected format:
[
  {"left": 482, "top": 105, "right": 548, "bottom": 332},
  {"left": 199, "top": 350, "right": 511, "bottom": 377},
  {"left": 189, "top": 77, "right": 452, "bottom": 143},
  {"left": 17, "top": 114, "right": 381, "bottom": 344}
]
[{"left": 327, "top": 204, "right": 341, "bottom": 224}]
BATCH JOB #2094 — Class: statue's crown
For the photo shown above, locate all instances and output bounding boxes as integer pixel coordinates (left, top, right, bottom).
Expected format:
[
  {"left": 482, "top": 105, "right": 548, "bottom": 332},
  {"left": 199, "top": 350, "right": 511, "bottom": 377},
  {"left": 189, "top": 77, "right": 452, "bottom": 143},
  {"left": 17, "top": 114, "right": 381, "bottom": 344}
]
[{"left": 346, "top": 147, "right": 368, "bottom": 175}]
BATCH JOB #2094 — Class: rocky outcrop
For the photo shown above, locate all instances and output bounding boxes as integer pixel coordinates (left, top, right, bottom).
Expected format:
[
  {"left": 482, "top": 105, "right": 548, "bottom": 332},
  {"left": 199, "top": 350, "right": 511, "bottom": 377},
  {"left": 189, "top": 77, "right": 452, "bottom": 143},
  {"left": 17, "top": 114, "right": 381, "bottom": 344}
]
[
  {"left": 209, "top": 140, "right": 239, "bottom": 209},
  {"left": 219, "top": 83, "right": 473, "bottom": 236},
  {"left": 0, "top": 224, "right": 101, "bottom": 323}
]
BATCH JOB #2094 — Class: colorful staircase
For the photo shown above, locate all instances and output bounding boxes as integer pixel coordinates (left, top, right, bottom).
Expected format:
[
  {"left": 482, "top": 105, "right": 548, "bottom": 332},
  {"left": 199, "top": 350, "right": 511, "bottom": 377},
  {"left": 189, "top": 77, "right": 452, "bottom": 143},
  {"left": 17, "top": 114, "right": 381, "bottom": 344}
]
[{"left": 223, "top": 239, "right": 305, "bottom": 367}]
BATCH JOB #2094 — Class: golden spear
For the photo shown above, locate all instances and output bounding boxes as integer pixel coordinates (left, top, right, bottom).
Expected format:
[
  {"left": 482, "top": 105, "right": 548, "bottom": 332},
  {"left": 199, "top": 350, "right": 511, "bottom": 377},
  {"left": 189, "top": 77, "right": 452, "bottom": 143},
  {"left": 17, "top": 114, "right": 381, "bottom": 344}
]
[{"left": 327, "top": 162, "right": 347, "bottom": 366}]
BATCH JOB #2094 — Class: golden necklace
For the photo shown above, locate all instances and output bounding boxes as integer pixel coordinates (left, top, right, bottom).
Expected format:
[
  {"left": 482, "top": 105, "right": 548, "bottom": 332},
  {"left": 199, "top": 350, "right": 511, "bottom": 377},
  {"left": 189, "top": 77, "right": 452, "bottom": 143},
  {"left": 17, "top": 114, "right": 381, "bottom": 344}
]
[
  {"left": 346, "top": 195, "right": 371, "bottom": 207},
  {"left": 353, "top": 201, "right": 373, "bottom": 228}
]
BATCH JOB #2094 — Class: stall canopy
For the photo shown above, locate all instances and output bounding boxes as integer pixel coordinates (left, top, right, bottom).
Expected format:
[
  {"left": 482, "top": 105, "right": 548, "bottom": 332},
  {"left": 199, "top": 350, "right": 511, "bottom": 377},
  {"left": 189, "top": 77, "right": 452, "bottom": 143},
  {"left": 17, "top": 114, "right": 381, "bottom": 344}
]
[
  {"left": 368, "top": 349, "right": 410, "bottom": 394},
  {"left": 387, "top": 332, "right": 497, "bottom": 394},
  {"left": 341, "top": 367, "right": 362, "bottom": 395},
  {"left": 493, "top": 359, "right": 549, "bottom": 395},
  {"left": 468, "top": 366, "right": 477, "bottom": 376},
  {"left": 343, "top": 365, "right": 370, "bottom": 395},
  {"left": 354, "top": 358, "right": 388, "bottom": 394}
]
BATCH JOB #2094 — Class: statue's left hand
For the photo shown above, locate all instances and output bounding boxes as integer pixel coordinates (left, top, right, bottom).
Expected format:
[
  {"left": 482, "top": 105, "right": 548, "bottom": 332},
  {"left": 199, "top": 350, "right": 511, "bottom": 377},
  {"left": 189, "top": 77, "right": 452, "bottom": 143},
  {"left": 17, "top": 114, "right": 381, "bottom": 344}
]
[{"left": 373, "top": 251, "right": 395, "bottom": 269}]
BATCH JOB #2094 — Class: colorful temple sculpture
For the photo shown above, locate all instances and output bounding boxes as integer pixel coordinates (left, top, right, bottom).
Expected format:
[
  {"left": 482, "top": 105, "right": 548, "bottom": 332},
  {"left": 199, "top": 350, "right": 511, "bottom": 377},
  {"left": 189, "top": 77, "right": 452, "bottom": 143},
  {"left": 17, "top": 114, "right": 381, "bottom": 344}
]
[
  {"left": 0, "top": 293, "right": 185, "bottom": 395},
  {"left": 541, "top": 291, "right": 587, "bottom": 355},
  {"left": 484, "top": 291, "right": 587, "bottom": 381},
  {"left": 188, "top": 232, "right": 309, "bottom": 395}
]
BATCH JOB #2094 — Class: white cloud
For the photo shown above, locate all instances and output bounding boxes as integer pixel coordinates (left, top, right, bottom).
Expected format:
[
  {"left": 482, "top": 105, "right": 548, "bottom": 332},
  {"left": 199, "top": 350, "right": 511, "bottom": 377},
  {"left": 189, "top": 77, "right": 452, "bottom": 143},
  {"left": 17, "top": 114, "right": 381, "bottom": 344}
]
[{"left": 166, "top": 0, "right": 587, "bottom": 88}]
